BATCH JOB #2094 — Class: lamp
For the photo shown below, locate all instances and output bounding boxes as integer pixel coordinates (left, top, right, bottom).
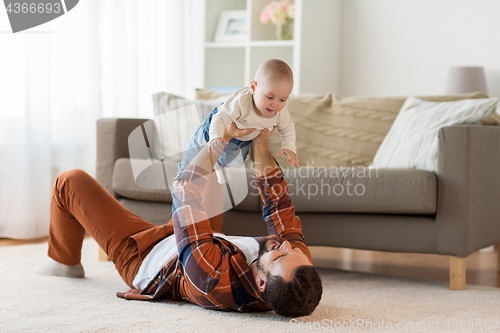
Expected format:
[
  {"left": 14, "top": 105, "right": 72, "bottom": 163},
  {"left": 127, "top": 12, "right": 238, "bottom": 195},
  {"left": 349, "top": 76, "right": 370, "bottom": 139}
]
[{"left": 445, "top": 66, "right": 488, "bottom": 95}]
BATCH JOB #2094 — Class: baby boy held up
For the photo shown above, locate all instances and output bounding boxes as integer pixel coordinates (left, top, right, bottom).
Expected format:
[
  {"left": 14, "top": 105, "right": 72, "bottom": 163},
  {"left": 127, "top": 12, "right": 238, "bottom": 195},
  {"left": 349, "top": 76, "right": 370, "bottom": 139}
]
[{"left": 208, "top": 58, "right": 299, "bottom": 169}]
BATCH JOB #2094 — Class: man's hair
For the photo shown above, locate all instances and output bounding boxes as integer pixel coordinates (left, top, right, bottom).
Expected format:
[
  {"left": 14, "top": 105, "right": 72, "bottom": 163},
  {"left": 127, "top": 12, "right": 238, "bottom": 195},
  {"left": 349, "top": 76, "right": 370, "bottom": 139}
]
[{"left": 260, "top": 265, "right": 322, "bottom": 318}]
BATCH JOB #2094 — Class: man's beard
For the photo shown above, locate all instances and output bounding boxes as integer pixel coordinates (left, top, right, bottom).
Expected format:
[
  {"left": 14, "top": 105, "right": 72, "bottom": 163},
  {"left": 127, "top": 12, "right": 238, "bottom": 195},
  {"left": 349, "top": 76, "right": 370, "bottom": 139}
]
[{"left": 255, "top": 237, "right": 283, "bottom": 270}]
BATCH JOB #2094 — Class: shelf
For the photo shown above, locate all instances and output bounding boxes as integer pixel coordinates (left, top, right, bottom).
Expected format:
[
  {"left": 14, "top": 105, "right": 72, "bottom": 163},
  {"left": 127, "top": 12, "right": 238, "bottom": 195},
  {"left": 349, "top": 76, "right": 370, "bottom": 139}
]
[
  {"left": 205, "top": 40, "right": 295, "bottom": 48},
  {"left": 205, "top": 41, "right": 247, "bottom": 48},
  {"left": 201, "top": 0, "right": 341, "bottom": 94},
  {"left": 249, "top": 40, "right": 295, "bottom": 47}
]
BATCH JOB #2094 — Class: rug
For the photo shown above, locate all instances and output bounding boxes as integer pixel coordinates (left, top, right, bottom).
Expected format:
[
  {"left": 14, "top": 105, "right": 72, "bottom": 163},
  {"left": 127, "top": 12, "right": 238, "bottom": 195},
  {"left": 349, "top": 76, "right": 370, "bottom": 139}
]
[{"left": 1, "top": 238, "right": 499, "bottom": 333}]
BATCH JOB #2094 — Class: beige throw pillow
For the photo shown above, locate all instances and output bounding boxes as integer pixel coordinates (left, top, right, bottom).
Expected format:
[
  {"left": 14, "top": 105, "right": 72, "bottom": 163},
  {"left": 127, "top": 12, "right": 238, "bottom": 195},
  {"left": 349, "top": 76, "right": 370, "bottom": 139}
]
[
  {"left": 152, "top": 92, "right": 227, "bottom": 161},
  {"left": 371, "top": 96, "right": 498, "bottom": 171}
]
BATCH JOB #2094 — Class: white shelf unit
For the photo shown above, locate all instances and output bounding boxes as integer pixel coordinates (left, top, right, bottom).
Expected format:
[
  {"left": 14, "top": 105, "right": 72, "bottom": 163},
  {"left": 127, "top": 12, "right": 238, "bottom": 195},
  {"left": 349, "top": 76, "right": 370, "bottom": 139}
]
[{"left": 201, "top": 0, "right": 341, "bottom": 94}]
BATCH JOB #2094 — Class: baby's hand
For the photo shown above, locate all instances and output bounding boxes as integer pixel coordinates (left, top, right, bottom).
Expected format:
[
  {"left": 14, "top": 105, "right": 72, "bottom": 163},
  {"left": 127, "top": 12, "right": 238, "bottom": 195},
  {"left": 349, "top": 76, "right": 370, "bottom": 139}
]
[
  {"left": 277, "top": 149, "right": 299, "bottom": 167},
  {"left": 208, "top": 138, "right": 227, "bottom": 155}
]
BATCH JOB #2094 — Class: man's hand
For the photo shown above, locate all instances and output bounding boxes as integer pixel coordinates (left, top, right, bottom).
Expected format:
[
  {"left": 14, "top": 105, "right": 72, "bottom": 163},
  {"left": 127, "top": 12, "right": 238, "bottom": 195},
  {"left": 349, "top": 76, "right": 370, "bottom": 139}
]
[
  {"left": 277, "top": 149, "right": 299, "bottom": 167},
  {"left": 208, "top": 138, "right": 227, "bottom": 155},
  {"left": 253, "top": 127, "right": 274, "bottom": 148},
  {"left": 207, "top": 123, "right": 255, "bottom": 155},
  {"left": 223, "top": 122, "right": 255, "bottom": 141}
]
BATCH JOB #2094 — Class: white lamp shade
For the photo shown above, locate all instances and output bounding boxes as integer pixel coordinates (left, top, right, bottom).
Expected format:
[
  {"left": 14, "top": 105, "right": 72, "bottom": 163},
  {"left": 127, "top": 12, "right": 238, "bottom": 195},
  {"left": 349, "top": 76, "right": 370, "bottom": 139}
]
[{"left": 445, "top": 66, "right": 488, "bottom": 95}]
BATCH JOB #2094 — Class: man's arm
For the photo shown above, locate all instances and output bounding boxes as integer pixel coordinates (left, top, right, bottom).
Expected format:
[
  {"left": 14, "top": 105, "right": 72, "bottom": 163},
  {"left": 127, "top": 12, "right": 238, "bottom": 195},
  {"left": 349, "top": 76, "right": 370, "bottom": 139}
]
[
  {"left": 173, "top": 124, "right": 242, "bottom": 248},
  {"left": 171, "top": 144, "right": 217, "bottom": 286},
  {"left": 171, "top": 123, "right": 256, "bottom": 294},
  {"left": 253, "top": 129, "right": 312, "bottom": 262},
  {"left": 252, "top": 129, "right": 278, "bottom": 177}
]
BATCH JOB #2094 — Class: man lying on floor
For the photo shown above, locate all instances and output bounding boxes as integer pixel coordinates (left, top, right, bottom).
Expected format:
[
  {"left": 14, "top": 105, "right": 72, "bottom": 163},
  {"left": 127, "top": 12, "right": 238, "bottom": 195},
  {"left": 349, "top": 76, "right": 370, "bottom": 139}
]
[{"left": 36, "top": 123, "right": 322, "bottom": 318}]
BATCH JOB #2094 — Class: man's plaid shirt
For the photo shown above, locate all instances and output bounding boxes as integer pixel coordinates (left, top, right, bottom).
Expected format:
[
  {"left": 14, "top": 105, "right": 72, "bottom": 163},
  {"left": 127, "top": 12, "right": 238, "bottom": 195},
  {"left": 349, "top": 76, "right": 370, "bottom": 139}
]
[{"left": 117, "top": 164, "right": 312, "bottom": 312}]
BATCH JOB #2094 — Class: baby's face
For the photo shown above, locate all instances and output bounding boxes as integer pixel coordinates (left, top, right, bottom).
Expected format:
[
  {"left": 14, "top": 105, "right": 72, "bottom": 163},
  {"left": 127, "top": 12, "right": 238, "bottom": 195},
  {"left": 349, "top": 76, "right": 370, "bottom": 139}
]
[{"left": 250, "top": 76, "right": 293, "bottom": 118}]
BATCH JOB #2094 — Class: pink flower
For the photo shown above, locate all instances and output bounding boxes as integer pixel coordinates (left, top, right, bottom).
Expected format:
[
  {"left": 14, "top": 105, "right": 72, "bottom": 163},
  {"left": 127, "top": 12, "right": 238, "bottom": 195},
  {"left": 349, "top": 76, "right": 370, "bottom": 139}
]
[
  {"left": 260, "top": 7, "right": 271, "bottom": 24},
  {"left": 260, "top": 1, "right": 294, "bottom": 25},
  {"left": 261, "top": 1, "right": 277, "bottom": 24},
  {"left": 279, "top": 0, "right": 291, "bottom": 11}
]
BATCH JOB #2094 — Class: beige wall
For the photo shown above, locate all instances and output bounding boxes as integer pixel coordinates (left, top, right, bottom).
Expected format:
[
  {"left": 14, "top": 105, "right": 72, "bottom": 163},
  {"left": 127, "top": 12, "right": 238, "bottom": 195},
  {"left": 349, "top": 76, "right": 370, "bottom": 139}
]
[{"left": 339, "top": 0, "right": 500, "bottom": 97}]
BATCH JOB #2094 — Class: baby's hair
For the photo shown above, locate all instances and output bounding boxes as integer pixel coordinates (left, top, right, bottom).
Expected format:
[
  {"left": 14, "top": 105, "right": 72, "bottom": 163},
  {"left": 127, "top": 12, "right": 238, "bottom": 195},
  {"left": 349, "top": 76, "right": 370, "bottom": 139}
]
[{"left": 255, "top": 59, "right": 293, "bottom": 83}]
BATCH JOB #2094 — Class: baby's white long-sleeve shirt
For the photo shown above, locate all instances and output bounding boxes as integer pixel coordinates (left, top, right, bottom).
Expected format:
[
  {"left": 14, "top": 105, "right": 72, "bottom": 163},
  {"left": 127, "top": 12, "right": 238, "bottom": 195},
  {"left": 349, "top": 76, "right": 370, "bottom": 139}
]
[{"left": 209, "top": 87, "right": 297, "bottom": 154}]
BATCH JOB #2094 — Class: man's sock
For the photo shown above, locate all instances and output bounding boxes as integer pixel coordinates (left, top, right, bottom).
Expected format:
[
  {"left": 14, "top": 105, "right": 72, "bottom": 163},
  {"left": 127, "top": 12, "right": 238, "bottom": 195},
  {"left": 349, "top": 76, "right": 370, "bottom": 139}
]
[{"left": 35, "top": 257, "right": 85, "bottom": 278}]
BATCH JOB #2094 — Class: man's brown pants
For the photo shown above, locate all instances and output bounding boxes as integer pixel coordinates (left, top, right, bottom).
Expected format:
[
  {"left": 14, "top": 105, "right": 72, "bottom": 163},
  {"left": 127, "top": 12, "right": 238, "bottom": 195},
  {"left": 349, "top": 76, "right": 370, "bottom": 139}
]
[{"left": 48, "top": 169, "right": 222, "bottom": 287}]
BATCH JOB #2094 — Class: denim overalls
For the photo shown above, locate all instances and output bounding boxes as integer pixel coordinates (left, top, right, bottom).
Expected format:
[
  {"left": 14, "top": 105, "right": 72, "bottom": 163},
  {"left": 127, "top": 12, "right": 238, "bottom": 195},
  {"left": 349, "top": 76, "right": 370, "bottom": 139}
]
[{"left": 176, "top": 105, "right": 252, "bottom": 176}]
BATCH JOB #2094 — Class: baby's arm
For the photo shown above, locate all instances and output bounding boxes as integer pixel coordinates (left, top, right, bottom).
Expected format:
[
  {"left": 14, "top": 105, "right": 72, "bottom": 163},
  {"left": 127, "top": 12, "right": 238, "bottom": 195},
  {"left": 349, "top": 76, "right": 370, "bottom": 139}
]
[
  {"left": 276, "top": 108, "right": 299, "bottom": 167},
  {"left": 208, "top": 107, "right": 250, "bottom": 155},
  {"left": 209, "top": 110, "right": 233, "bottom": 141},
  {"left": 208, "top": 110, "right": 233, "bottom": 155}
]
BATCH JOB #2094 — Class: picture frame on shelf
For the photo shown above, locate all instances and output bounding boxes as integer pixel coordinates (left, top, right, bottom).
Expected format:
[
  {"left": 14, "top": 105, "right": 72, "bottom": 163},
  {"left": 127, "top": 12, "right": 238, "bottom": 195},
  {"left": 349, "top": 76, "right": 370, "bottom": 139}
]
[{"left": 214, "top": 10, "right": 247, "bottom": 42}]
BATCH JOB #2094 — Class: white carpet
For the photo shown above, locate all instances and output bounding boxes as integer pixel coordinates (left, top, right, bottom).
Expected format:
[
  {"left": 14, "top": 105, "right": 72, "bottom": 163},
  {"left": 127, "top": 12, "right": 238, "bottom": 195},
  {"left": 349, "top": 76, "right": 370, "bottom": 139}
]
[{"left": 1, "top": 238, "right": 500, "bottom": 333}]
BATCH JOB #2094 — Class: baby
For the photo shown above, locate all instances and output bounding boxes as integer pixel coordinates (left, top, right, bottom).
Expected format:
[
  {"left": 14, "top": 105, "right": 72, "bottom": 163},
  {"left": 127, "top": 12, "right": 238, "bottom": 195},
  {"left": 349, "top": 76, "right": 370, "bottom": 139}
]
[{"left": 177, "top": 58, "right": 298, "bottom": 183}]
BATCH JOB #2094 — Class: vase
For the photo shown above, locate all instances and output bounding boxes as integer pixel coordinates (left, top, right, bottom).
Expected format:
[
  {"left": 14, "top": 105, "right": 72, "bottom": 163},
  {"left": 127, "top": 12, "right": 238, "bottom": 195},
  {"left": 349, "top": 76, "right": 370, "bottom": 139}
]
[{"left": 276, "top": 20, "right": 293, "bottom": 40}]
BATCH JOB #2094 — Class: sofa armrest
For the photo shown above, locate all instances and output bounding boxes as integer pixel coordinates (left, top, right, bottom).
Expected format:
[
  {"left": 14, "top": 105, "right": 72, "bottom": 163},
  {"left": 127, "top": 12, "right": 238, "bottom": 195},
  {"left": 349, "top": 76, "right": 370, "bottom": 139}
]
[
  {"left": 96, "top": 118, "right": 150, "bottom": 197},
  {"left": 436, "top": 124, "right": 500, "bottom": 257}
]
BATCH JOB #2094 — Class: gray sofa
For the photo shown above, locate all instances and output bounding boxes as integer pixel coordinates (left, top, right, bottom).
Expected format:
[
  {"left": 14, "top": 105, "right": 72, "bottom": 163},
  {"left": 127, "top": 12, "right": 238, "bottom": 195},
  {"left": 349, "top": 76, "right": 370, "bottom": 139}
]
[{"left": 96, "top": 93, "right": 500, "bottom": 290}]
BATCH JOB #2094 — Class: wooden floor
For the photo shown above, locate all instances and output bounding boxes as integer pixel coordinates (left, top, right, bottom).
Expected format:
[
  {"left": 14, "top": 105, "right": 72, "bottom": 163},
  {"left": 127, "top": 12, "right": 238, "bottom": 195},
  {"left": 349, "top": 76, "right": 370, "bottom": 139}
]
[
  {"left": 310, "top": 246, "right": 500, "bottom": 288},
  {"left": 2, "top": 237, "right": 499, "bottom": 288},
  {"left": 0, "top": 237, "right": 49, "bottom": 246}
]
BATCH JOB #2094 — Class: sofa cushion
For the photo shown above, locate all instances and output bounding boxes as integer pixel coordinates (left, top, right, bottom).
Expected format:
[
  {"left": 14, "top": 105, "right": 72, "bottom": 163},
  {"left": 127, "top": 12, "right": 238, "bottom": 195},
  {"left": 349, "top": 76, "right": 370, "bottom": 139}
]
[
  {"left": 118, "top": 198, "right": 172, "bottom": 226},
  {"left": 113, "top": 158, "right": 262, "bottom": 212},
  {"left": 114, "top": 158, "right": 436, "bottom": 214},
  {"left": 113, "top": 158, "right": 175, "bottom": 203},
  {"left": 283, "top": 167, "right": 437, "bottom": 214},
  {"left": 151, "top": 92, "right": 228, "bottom": 161}
]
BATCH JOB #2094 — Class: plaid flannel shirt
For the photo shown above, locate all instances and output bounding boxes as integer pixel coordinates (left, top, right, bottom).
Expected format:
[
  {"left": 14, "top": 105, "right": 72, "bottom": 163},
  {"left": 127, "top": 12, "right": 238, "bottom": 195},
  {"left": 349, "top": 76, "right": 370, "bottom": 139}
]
[{"left": 117, "top": 164, "right": 312, "bottom": 312}]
